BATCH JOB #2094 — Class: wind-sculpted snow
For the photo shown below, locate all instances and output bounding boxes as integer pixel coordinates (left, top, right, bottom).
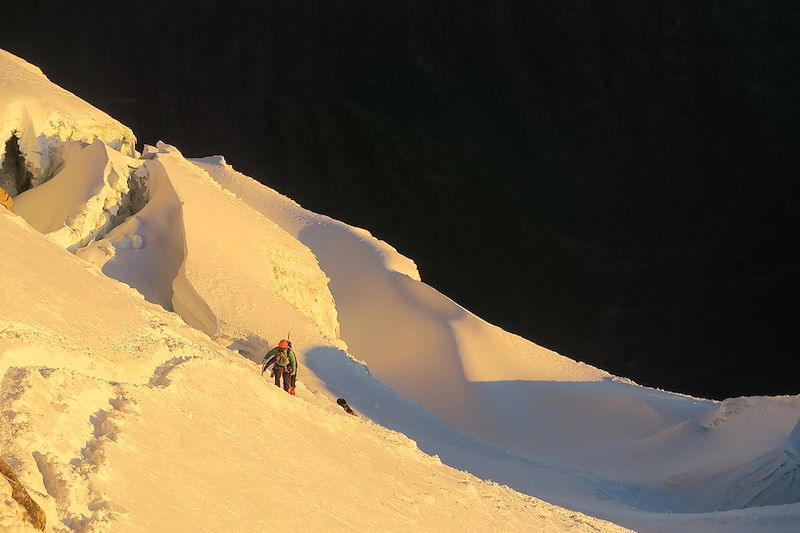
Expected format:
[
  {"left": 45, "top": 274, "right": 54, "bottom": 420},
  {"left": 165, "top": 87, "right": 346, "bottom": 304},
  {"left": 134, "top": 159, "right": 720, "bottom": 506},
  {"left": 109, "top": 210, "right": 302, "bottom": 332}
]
[
  {"left": 649, "top": 397, "right": 800, "bottom": 512},
  {"left": 0, "top": 50, "right": 134, "bottom": 192},
  {"left": 2, "top": 48, "right": 800, "bottom": 532},
  {"left": 74, "top": 145, "right": 185, "bottom": 310},
  {"left": 194, "top": 155, "right": 422, "bottom": 282},
  {"left": 146, "top": 142, "right": 340, "bottom": 343},
  {"left": 0, "top": 209, "right": 629, "bottom": 533},
  {"left": 195, "top": 157, "right": 607, "bottom": 418},
  {"left": 194, "top": 148, "right": 800, "bottom": 532},
  {"left": 14, "top": 140, "right": 147, "bottom": 251},
  {"left": 195, "top": 157, "right": 614, "bottom": 432}
]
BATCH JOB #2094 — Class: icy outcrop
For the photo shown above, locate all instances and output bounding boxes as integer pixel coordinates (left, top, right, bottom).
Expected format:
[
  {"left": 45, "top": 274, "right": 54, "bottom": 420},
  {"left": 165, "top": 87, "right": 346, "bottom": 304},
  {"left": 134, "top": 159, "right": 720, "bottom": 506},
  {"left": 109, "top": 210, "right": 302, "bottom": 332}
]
[
  {"left": 1, "top": 49, "right": 145, "bottom": 255},
  {"left": 0, "top": 49, "right": 135, "bottom": 193},
  {"left": 75, "top": 146, "right": 182, "bottom": 310},
  {"left": 151, "top": 142, "right": 341, "bottom": 342},
  {"left": 14, "top": 140, "right": 148, "bottom": 252}
]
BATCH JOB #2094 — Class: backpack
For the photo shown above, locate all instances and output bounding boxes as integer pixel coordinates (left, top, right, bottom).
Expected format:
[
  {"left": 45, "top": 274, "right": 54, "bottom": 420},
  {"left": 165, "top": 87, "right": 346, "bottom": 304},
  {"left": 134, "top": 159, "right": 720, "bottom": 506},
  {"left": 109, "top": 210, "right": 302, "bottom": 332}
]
[{"left": 274, "top": 349, "right": 289, "bottom": 367}]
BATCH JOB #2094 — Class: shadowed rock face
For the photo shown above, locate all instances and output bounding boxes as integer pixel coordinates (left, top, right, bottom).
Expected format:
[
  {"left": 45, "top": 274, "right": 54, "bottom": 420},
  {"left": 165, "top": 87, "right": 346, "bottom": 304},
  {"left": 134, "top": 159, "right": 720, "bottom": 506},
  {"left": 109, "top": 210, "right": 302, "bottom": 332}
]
[
  {"left": 1, "top": 134, "right": 33, "bottom": 196},
  {"left": 2, "top": 0, "right": 798, "bottom": 399}
]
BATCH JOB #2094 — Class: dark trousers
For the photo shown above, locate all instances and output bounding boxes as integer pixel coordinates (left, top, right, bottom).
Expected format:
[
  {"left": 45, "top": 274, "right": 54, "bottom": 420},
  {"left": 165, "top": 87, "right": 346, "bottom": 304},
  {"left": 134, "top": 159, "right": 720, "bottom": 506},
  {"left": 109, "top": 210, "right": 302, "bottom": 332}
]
[{"left": 272, "top": 366, "right": 291, "bottom": 391}]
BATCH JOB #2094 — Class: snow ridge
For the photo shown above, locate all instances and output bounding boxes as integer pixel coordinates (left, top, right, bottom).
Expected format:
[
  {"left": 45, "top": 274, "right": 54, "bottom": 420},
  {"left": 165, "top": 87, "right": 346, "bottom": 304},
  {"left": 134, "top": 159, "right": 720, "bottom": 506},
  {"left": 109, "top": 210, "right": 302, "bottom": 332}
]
[
  {"left": 14, "top": 140, "right": 147, "bottom": 251},
  {"left": 0, "top": 50, "right": 135, "bottom": 191},
  {"left": 2, "top": 47, "right": 800, "bottom": 533}
]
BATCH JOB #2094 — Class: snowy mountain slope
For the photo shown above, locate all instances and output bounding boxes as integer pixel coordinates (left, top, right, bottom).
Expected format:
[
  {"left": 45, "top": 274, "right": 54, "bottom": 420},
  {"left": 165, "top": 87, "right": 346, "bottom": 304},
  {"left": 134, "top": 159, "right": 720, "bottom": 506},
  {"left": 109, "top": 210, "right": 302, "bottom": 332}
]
[
  {"left": 0, "top": 209, "right": 630, "bottom": 533},
  {"left": 71, "top": 141, "right": 340, "bottom": 345},
  {"left": 2, "top": 48, "right": 800, "bottom": 532},
  {"left": 14, "top": 140, "right": 145, "bottom": 253},
  {"left": 191, "top": 156, "right": 800, "bottom": 499},
  {"left": 0, "top": 50, "right": 134, "bottom": 195},
  {"left": 0, "top": 49, "right": 632, "bottom": 532},
  {"left": 194, "top": 156, "right": 608, "bottom": 429}
]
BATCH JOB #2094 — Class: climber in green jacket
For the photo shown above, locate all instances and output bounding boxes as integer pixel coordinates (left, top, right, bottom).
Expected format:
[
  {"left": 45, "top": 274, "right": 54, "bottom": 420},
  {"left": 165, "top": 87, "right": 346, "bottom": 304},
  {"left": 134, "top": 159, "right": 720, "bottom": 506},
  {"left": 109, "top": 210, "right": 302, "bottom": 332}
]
[{"left": 261, "top": 339, "right": 297, "bottom": 395}]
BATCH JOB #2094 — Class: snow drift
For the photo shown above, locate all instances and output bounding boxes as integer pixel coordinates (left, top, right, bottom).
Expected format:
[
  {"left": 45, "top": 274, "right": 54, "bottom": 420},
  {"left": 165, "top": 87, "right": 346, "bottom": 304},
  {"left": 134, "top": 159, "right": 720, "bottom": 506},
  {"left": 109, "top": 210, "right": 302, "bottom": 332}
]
[
  {"left": 2, "top": 48, "right": 800, "bottom": 533},
  {"left": 0, "top": 50, "right": 134, "bottom": 196}
]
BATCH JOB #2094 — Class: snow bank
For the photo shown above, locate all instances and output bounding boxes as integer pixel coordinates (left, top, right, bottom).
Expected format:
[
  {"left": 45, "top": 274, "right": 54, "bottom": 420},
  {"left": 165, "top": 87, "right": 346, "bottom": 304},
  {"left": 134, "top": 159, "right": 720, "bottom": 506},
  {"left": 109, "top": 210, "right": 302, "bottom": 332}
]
[
  {"left": 194, "top": 154, "right": 422, "bottom": 281},
  {"left": 3, "top": 47, "right": 800, "bottom": 532},
  {"left": 194, "top": 154, "right": 800, "bottom": 532},
  {"left": 14, "top": 140, "right": 145, "bottom": 251},
  {"left": 643, "top": 396, "right": 800, "bottom": 511},
  {"left": 0, "top": 206, "right": 630, "bottom": 533},
  {"left": 0, "top": 50, "right": 135, "bottom": 194},
  {"left": 144, "top": 143, "right": 340, "bottom": 342},
  {"left": 194, "top": 155, "right": 608, "bottom": 438},
  {"left": 73, "top": 144, "right": 185, "bottom": 310}
]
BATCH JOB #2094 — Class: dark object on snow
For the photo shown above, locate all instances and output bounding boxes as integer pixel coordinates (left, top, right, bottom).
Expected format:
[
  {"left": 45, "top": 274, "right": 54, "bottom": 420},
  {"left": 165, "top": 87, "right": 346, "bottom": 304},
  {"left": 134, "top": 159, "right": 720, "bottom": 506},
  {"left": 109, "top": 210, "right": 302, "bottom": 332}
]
[
  {"left": 0, "top": 458, "right": 46, "bottom": 530},
  {"left": 336, "top": 398, "right": 357, "bottom": 416}
]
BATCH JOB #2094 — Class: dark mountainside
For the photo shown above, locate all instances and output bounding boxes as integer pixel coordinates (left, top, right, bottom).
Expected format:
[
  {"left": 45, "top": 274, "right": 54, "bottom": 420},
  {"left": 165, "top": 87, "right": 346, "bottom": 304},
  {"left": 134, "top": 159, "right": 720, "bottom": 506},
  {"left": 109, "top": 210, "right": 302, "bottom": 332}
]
[{"left": 3, "top": 1, "right": 798, "bottom": 399}]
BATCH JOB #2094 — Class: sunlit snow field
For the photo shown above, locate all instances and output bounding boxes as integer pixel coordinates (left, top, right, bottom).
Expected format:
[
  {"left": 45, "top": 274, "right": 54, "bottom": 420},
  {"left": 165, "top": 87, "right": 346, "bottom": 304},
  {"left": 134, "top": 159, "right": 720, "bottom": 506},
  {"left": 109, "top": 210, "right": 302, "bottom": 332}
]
[{"left": 1, "top": 48, "right": 799, "bottom": 532}]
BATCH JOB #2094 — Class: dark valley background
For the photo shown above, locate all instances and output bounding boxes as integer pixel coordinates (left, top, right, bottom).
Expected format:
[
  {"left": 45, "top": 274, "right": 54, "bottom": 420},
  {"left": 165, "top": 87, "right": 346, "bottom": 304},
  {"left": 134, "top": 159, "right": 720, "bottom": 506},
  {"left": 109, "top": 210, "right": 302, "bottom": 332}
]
[{"left": 3, "top": 0, "right": 798, "bottom": 400}]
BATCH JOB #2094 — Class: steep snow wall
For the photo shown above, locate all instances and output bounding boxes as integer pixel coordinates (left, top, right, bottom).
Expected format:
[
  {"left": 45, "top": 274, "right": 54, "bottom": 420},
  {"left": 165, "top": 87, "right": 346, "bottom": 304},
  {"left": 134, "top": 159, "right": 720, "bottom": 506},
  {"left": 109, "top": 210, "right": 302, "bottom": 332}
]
[
  {"left": 149, "top": 143, "right": 340, "bottom": 343},
  {"left": 73, "top": 147, "right": 184, "bottom": 310},
  {"left": 14, "top": 140, "right": 147, "bottom": 251},
  {"left": 0, "top": 49, "right": 135, "bottom": 194},
  {"left": 1, "top": 48, "right": 339, "bottom": 350},
  {"left": 194, "top": 155, "right": 609, "bottom": 431}
]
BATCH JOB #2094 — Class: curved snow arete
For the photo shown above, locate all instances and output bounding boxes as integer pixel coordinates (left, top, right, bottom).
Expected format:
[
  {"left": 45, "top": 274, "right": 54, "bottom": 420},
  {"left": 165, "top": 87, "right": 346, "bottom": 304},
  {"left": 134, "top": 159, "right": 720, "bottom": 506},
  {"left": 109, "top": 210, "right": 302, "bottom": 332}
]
[
  {"left": 193, "top": 151, "right": 800, "bottom": 522},
  {"left": 2, "top": 47, "right": 799, "bottom": 533}
]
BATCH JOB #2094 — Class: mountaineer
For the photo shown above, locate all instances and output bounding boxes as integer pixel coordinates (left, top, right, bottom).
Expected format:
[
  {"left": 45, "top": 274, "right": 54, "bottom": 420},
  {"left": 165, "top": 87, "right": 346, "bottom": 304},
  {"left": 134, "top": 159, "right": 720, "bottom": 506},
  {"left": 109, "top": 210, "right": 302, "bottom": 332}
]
[{"left": 261, "top": 339, "right": 297, "bottom": 395}]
